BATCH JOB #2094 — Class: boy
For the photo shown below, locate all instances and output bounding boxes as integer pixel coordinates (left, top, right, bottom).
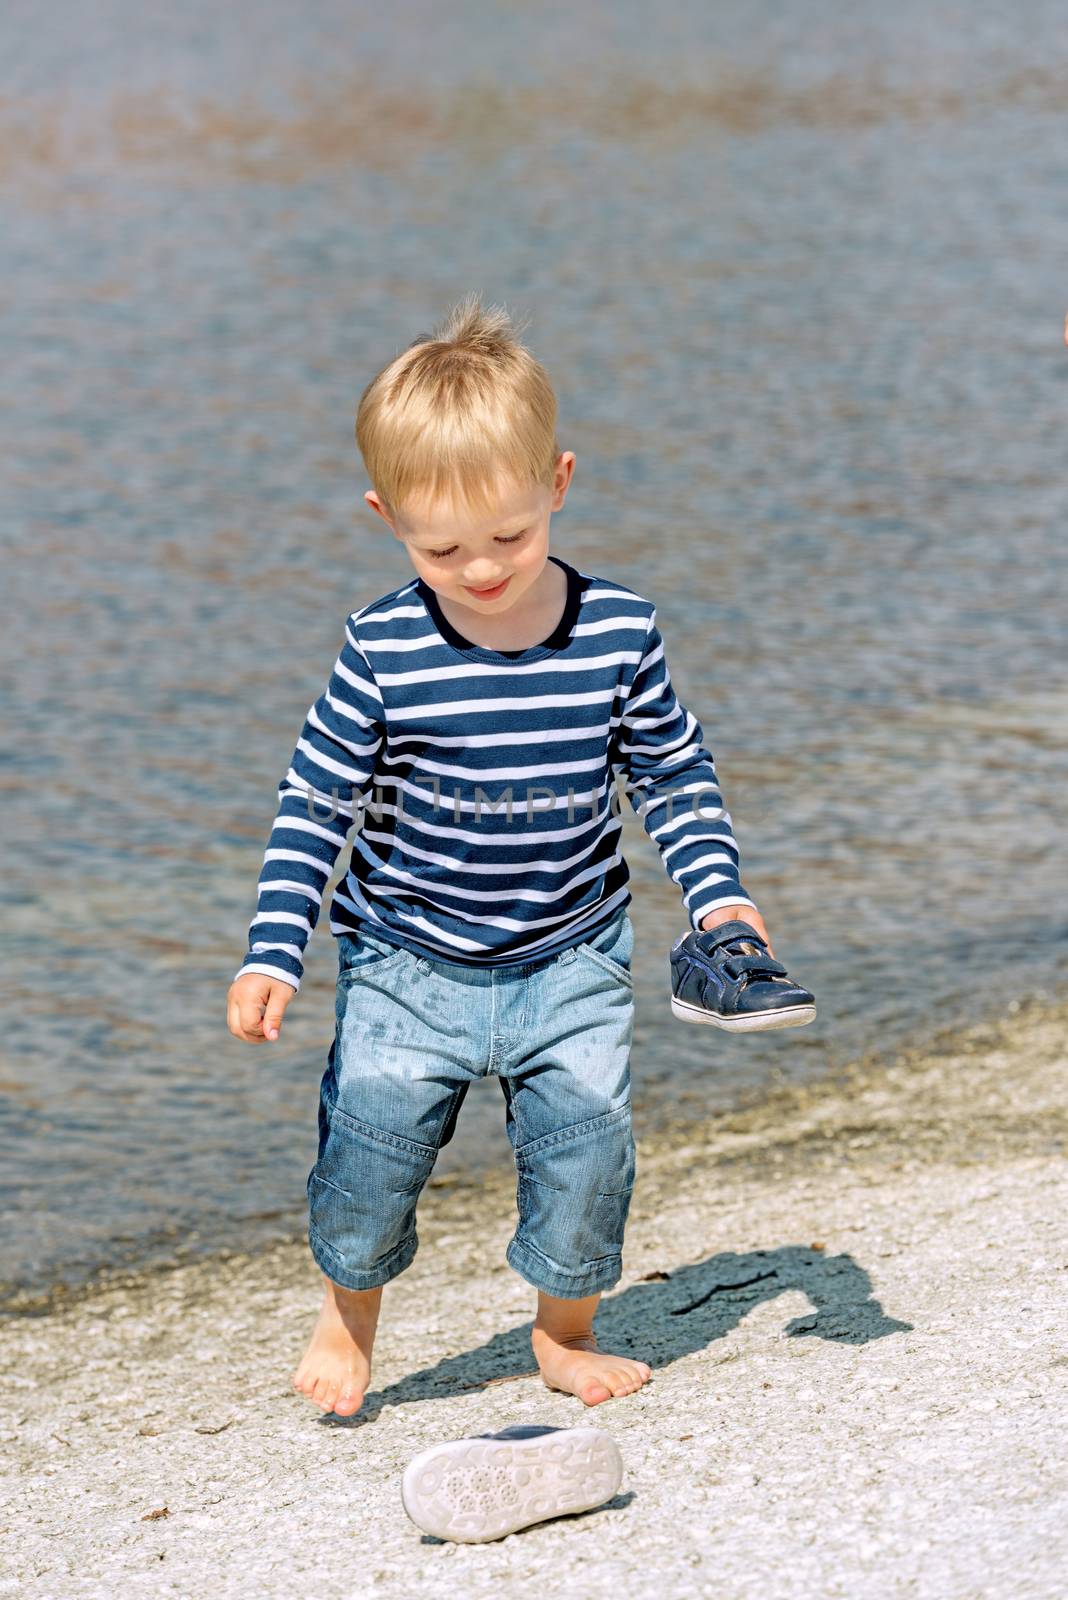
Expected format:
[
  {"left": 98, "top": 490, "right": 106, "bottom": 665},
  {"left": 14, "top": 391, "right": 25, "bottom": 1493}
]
[{"left": 226, "top": 294, "right": 774, "bottom": 1417}]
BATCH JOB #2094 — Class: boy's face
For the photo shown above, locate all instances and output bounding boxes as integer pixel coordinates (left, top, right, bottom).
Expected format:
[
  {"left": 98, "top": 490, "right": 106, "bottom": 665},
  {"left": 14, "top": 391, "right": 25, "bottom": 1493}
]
[{"left": 365, "top": 452, "right": 575, "bottom": 616}]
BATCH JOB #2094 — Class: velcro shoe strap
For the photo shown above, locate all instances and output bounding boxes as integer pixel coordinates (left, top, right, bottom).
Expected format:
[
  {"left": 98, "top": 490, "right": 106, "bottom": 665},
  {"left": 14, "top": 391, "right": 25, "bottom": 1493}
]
[
  {"left": 695, "top": 923, "right": 766, "bottom": 955},
  {"left": 721, "top": 954, "right": 788, "bottom": 982}
]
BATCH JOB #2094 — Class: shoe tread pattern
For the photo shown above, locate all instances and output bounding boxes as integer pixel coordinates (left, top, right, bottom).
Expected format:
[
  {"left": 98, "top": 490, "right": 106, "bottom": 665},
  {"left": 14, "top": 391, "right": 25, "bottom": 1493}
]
[{"left": 402, "top": 1429, "right": 623, "bottom": 1542}]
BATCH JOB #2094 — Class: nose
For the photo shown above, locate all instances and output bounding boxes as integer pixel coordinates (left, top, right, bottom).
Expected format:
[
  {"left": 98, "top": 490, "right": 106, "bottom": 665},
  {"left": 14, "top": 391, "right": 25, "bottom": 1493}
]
[{"left": 462, "top": 564, "right": 506, "bottom": 587}]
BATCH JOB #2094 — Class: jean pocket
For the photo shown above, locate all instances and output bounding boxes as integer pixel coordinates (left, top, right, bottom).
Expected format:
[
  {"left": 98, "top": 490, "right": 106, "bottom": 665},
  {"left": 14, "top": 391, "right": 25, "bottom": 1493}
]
[
  {"left": 576, "top": 915, "right": 634, "bottom": 988},
  {"left": 337, "top": 929, "right": 409, "bottom": 983}
]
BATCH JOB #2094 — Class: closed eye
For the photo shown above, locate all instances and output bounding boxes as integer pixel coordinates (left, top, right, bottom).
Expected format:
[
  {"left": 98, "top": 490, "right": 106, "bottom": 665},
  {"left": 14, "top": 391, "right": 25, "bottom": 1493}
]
[{"left": 426, "top": 529, "right": 528, "bottom": 560}]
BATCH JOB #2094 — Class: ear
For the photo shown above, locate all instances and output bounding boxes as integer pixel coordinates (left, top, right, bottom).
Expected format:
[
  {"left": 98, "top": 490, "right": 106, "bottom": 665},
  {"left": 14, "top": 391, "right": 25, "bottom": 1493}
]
[
  {"left": 551, "top": 451, "right": 576, "bottom": 509},
  {"left": 364, "top": 489, "right": 397, "bottom": 530}
]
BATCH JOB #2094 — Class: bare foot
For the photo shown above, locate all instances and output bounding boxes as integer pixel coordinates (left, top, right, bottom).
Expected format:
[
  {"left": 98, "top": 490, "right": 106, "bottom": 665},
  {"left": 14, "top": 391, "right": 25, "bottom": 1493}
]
[
  {"left": 292, "top": 1276, "right": 382, "bottom": 1416},
  {"left": 532, "top": 1325, "right": 652, "bottom": 1405}
]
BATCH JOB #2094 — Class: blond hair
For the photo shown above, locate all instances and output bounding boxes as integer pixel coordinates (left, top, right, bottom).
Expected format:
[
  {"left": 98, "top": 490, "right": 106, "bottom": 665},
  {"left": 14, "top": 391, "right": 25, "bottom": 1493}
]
[{"left": 355, "top": 293, "right": 560, "bottom": 520}]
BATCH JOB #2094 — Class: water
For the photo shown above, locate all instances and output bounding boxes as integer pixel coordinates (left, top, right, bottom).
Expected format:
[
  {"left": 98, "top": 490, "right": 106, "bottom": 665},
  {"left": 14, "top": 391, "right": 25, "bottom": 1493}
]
[{"left": 3, "top": 0, "right": 1067, "bottom": 1305}]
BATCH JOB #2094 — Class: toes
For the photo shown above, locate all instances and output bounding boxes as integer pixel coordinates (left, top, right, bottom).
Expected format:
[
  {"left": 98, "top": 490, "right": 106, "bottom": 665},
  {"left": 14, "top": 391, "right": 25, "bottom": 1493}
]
[
  {"left": 335, "top": 1384, "right": 364, "bottom": 1417},
  {"left": 310, "top": 1376, "right": 334, "bottom": 1411},
  {"left": 579, "top": 1380, "right": 613, "bottom": 1406},
  {"left": 599, "top": 1362, "right": 650, "bottom": 1397}
]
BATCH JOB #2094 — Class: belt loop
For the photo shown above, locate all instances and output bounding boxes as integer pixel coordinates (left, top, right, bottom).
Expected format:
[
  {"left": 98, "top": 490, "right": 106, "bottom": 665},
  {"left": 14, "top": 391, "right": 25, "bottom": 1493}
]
[
  {"left": 414, "top": 955, "right": 433, "bottom": 975},
  {"left": 558, "top": 946, "right": 578, "bottom": 965}
]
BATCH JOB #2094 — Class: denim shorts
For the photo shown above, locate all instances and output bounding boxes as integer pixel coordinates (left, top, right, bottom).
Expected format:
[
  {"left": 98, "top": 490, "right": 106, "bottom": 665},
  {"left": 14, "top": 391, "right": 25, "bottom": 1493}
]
[{"left": 307, "top": 909, "right": 635, "bottom": 1299}]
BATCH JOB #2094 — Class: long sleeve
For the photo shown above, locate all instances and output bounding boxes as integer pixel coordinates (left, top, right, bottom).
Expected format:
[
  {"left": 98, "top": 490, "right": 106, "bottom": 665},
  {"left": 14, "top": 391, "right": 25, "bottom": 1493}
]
[
  {"left": 233, "top": 614, "right": 385, "bottom": 991},
  {"left": 613, "top": 609, "right": 756, "bottom": 930}
]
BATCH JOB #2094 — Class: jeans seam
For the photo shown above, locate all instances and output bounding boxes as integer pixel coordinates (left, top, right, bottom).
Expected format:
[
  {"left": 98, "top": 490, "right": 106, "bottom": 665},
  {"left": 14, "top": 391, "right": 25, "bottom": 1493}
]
[
  {"left": 512, "top": 1233, "right": 622, "bottom": 1272},
  {"left": 506, "top": 1235, "right": 623, "bottom": 1295},
  {"left": 327, "top": 1102, "right": 437, "bottom": 1162},
  {"left": 308, "top": 1219, "right": 417, "bottom": 1288},
  {"left": 514, "top": 1102, "right": 632, "bottom": 1165},
  {"left": 433, "top": 1085, "right": 468, "bottom": 1153}
]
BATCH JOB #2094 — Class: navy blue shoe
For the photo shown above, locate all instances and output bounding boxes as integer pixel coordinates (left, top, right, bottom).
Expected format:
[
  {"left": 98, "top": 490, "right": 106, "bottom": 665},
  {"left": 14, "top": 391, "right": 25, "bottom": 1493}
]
[{"left": 670, "top": 919, "right": 816, "bottom": 1033}]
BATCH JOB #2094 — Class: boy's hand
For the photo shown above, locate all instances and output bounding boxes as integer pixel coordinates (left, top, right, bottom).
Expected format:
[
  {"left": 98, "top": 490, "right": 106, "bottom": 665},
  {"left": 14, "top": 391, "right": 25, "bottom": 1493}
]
[
  {"left": 227, "top": 973, "right": 297, "bottom": 1043},
  {"left": 700, "top": 904, "right": 774, "bottom": 957}
]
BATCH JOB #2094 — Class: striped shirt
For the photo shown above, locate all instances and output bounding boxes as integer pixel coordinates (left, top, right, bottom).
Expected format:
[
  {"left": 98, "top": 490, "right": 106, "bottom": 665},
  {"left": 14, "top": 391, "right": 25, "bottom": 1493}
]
[{"left": 234, "top": 556, "right": 755, "bottom": 991}]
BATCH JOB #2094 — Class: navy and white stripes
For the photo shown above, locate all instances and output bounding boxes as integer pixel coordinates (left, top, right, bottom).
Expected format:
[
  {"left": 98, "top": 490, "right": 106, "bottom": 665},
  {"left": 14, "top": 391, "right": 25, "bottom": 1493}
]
[{"left": 235, "top": 559, "right": 754, "bottom": 990}]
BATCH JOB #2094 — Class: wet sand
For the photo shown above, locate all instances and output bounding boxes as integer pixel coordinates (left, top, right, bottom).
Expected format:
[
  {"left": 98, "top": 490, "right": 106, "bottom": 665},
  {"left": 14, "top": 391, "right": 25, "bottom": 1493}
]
[{"left": 3, "top": 994, "right": 1067, "bottom": 1598}]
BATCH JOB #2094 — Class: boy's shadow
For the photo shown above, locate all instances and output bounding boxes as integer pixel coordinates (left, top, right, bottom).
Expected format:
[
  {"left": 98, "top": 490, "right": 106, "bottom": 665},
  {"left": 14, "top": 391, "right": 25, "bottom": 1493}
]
[{"left": 321, "top": 1244, "right": 912, "bottom": 1428}]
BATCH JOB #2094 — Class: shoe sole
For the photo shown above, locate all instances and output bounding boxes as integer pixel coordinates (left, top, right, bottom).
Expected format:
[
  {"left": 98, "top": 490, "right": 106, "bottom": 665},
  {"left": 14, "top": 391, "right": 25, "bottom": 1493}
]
[
  {"left": 401, "top": 1427, "right": 624, "bottom": 1543},
  {"left": 671, "top": 996, "right": 817, "bottom": 1032}
]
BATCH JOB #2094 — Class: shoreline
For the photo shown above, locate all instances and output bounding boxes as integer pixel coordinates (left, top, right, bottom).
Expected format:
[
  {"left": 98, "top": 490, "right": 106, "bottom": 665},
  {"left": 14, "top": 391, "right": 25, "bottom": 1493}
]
[
  {"left": 4, "top": 991, "right": 1068, "bottom": 1594},
  {"left": 6, "top": 983, "right": 1062, "bottom": 1322}
]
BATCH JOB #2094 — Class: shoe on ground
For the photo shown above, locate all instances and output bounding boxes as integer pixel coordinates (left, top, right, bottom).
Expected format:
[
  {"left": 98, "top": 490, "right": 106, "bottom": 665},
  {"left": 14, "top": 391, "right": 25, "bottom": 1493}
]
[
  {"left": 670, "top": 918, "right": 816, "bottom": 1033},
  {"left": 401, "top": 1424, "right": 624, "bottom": 1543}
]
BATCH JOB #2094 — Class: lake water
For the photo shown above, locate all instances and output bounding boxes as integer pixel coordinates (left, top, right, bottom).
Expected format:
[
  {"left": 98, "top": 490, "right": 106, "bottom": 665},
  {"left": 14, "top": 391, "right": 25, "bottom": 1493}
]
[{"left": 3, "top": 0, "right": 1066, "bottom": 1306}]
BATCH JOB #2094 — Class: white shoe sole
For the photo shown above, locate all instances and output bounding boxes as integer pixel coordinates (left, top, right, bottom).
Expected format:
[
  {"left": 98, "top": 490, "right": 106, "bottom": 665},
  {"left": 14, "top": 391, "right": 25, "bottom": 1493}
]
[
  {"left": 401, "top": 1427, "right": 624, "bottom": 1543},
  {"left": 671, "top": 996, "right": 817, "bottom": 1032}
]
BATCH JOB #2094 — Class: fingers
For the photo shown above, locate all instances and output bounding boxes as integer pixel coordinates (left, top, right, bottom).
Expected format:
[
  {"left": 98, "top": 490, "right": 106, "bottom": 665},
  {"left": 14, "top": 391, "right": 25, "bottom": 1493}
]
[
  {"left": 227, "top": 989, "right": 267, "bottom": 1043},
  {"left": 262, "top": 983, "right": 294, "bottom": 1042},
  {"left": 226, "top": 976, "right": 296, "bottom": 1043}
]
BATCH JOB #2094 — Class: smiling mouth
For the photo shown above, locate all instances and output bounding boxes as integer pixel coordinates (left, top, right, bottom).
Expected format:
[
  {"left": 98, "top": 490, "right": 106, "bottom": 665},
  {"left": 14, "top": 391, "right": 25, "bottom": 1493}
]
[{"left": 464, "top": 576, "right": 511, "bottom": 599}]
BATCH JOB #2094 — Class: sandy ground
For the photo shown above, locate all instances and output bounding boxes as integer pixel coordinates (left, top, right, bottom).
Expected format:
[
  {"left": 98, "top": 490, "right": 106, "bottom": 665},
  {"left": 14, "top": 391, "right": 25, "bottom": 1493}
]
[{"left": 3, "top": 994, "right": 1068, "bottom": 1600}]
